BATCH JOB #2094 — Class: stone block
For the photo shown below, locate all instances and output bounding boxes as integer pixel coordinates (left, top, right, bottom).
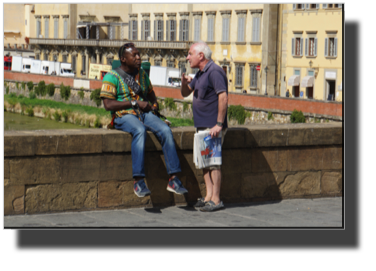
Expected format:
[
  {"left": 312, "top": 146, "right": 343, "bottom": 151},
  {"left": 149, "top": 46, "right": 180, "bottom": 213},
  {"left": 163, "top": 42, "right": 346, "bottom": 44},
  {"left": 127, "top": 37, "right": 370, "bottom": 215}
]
[
  {"left": 221, "top": 173, "right": 242, "bottom": 201},
  {"left": 247, "top": 127, "right": 288, "bottom": 147},
  {"left": 171, "top": 129, "right": 183, "bottom": 150},
  {"left": 287, "top": 146, "right": 324, "bottom": 172},
  {"left": 4, "top": 159, "right": 10, "bottom": 179},
  {"left": 102, "top": 130, "right": 132, "bottom": 153},
  {"left": 289, "top": 126, "right": 342, "bottom": 146},
  {"left": 98, "top": 181, "right": 124, "bottom": 208},
  {"left": 242, "top": 172, "right": 282, "bottom": 199},
  {"left": 25, "top": 182, "right": 98, "bottom": 214},
  {"left": 4, "top": 185, "right": 25, "bottom": 215},
  {"left": 144, "top": 153, "right": 170, "bottom": 180},
  {"left": 60, "top": 155, "right": 101, "bottom": 183},
  {"left": 181, "top": 130, "right": 195, "bottom": 150},
  {"left": 278, "top": 171, "right": 321, "bottom": 197},
  {"left": 145, "top": 132, "right": 162, "bottom": 151},
  {"left": 321, "top": 171, "right": 342, "bottom": 194},
  {"left": 178, "top": 152, "right": 196, "bottom": 177},
  {"left": 322, "top": 146, "right": 342, "bottom": 170},
  {"left": 223, "top": 128, "right": 245, "bottom": 149},
  {"left": 145, "top": 177, "right": 174, "bottom": 206},
  {"left": 4, "top": 132, "right": 35, "bottom": 157},
  {"left": 222, "top": 149, "right": 253, "bottom": 174},
  {"left": 181, "top": 175, "right": 202, "bottom": 202},
  {"left": 9, "top": 157, "right": 61, "bottom": 185},
  {"left": 100, "top": 154, "right": 133, "bottom": 181},
  {"left": 251, "top": 148, "right": 288, "bottom": 173}
]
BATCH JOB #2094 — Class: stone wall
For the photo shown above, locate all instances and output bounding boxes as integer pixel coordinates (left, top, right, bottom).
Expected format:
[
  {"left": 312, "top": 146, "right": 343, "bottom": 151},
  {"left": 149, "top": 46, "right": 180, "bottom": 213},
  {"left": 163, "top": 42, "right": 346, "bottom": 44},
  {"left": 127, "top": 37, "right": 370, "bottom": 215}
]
[{"left": 4, "top": 123, "right": 343, "bottom": 215}]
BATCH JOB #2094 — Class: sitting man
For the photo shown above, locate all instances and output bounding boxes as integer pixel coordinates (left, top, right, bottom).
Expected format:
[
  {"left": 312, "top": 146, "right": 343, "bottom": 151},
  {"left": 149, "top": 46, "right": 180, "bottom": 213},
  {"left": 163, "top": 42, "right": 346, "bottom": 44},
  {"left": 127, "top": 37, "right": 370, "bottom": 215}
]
[{"left": 100, "top": 43, "right": 188, "bottom": 197}]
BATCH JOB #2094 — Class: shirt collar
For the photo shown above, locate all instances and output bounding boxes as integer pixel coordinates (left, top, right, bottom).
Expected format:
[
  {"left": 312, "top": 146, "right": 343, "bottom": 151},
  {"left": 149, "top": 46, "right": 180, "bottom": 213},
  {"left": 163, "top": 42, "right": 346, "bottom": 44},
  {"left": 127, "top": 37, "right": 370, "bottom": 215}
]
[{"left": 201, "top": 60, "right": 213, "bottom": 73}]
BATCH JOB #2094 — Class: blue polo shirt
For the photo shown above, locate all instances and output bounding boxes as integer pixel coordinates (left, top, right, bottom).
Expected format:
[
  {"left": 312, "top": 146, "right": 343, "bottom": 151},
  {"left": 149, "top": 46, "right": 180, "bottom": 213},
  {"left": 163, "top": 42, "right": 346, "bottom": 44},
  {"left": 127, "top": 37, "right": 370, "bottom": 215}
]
[{"left": 189, "top": 60, "right": 228, "bottom": 128}]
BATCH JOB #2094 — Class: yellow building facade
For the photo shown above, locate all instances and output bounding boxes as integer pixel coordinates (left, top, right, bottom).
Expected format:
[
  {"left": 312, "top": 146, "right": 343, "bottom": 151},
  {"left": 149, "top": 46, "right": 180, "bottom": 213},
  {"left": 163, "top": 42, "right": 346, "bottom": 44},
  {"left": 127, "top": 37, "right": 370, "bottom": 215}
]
[{"left": 279, "top": 4, "right": 343, "bottom": 101}]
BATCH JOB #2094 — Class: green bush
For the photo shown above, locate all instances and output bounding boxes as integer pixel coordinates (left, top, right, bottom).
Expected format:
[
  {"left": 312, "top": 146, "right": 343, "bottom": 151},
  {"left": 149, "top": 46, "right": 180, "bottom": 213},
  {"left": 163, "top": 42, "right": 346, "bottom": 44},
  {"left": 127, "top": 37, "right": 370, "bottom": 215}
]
[
  {"left": 158, "top": 99, "right": 165, "bottom": 111},
  {"left": 4, "top": 81, "right": 7, "bottom": 87},
  {"left": 90, "top": 88, "right": 101, "bottom": 107},
  {"left": 27, "top": 81, "right": 34, "bottom": 91},
  {"left": 164, "top": 98, "right": 177, "bottom": 111},
  {"left": 16, "top": 82, "right": 19, "bottom": 90},
  {"left": 6, "top": 86, "right": 10, "bottom": 94},
  {"left": 47, "top": 83, "right": 55, "bottom": 97},
  {"left": 78, "top": 90, "right": 85, "bottom": 100},
  {"left": 35, "top": 81, "right": 47, "bottom": 96},
  {"left": 53, "top": 111, "right": 61, "bottom": 122},
  {"left": 29, "top": 91, "right": 36, "bottom": 99},
  {"left": 62, "top": 111, "right": 69, "bottom": 123},
  {"left": 94, "top": 116, "right": 101, "bottom": 128},
  {"left": 26, "top": 107, "right": 34, "bottom": 117},
  {"left": 183, "top": 102, "right": 189, "bottom": 112},
  {"left": 228, "top": 105, "right": 246, "bottom": 125},
  {"left": 21, "top": 81, "right": 26, "bottom": 90},
  {"left": 9, "top": 92, "right": 17, "bottom": 98},
  {"left": 290, "top": 109, "right": 306, "bottom": 123},
  {"left": 267, "top": 111, "right": 273, "bottom": 121},
  {"left": 18, "top": 94, "right": 25, "bottom": 99},
  {"left": 60, "top": 83, "right": 71, "bottom": 101}
]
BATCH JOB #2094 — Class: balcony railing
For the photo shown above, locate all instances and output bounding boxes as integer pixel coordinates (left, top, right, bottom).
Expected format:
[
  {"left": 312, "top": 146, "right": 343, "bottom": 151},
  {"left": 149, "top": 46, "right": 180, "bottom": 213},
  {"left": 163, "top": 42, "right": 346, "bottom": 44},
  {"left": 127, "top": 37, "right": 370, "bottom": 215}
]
[{"left": 29, "top": 38, "right": 192, "bottom": 50}]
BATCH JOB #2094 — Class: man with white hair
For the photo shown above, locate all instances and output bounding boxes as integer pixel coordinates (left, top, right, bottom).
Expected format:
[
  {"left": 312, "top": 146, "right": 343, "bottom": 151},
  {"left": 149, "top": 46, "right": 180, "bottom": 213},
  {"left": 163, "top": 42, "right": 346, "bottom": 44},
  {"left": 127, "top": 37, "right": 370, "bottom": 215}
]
[{"left": 181, "top": 42, "right": 228, "bottom": 212}]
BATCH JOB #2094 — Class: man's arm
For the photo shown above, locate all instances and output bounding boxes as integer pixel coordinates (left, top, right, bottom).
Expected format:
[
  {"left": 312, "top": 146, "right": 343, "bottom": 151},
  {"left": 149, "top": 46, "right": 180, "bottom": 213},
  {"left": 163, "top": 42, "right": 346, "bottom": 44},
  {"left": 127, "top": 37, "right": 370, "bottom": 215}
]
[
  {"left": 102, "top": 98, "right": 152, "bottom": 112},
  {"left": 209, "top": 92, "right": 228, "bottom": 138},
  {"left": 180, "top": 73, "right": 193, "bottom": 97}
]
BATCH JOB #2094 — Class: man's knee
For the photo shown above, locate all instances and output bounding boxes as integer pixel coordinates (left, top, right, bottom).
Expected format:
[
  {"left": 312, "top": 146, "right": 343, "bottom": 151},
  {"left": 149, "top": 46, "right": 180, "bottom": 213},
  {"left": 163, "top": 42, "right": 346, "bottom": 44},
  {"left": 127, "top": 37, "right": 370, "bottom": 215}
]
[{"left": 133, "top": 125, "right": 147, "bottom": 137}]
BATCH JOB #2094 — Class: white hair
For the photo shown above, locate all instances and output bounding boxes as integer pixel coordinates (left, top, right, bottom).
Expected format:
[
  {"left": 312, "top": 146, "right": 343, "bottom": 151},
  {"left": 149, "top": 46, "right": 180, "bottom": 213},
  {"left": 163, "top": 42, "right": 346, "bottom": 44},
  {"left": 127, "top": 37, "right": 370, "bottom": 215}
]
[{"left": 193, "top": 41, "right": 212, "bottom": 60}]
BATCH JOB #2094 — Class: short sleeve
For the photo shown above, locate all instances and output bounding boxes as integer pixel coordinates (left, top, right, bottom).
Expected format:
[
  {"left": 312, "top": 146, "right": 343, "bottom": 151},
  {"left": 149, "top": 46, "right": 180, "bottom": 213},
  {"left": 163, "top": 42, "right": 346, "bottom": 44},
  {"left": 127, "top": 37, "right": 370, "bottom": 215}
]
[
  {"left": 100, "top": 73, "right": 118, "bottom": 100},
  {"left": 209, "top": 70, "right": 227, "bottom": 94}
]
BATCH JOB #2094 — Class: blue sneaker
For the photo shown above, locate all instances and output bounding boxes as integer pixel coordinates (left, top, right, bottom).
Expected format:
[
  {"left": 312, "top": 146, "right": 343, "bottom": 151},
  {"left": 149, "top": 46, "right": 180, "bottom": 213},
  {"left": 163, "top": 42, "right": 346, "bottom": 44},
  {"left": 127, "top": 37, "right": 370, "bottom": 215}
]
[
  {"left": 134, "top": 179, "right": 151, "bottom": 197},
  {"left": 167, "top": 177, "right": 188, "bottom": 195}
]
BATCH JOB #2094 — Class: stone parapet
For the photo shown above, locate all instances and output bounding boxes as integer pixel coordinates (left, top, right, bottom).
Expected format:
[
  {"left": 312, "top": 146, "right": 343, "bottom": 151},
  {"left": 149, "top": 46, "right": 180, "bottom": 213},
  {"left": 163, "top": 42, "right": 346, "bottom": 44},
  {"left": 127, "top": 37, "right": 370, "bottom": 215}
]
[{"left": 4, "top": 123, "right": 343, "bottom": 215}]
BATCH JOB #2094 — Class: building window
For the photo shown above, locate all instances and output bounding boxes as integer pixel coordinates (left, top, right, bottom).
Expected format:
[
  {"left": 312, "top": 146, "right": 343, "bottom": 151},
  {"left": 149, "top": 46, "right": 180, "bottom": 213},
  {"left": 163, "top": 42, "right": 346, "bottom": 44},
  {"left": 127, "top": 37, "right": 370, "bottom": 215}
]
[
  {"left": 72, "top": 55, "right": 76, "bottom": 73},
  {"left": 194, "top": 18, "right": 201, "bottom": 41},
  {"left": 325, "top": 37, "right": 337, "bottom": 57},
  {"left": 207, "top": 17, "right": 215, "bottom": 42},
  {"left": 36, "top": 20, "right": 41, "bottom": 38},
  {"left": 293, "top": 4, "right": 305, "bottom": 10},
  {"left": 141, "top": 20, "right": 150, "bottom": 40},
  {"left": 292, "top": 37, "right": 303, "bottom": 56},
  {"left": 178, "top": 61, "right": 186, "bottom": 75},
  {"left": 235, "top": 65, "right": 244, "bottom": 87},
  {"left": 44, "top": 17, "right": 50, "bottom": 38},
  {"left": 251, "top": 13, "right": 261, "bottom": 42},
  {"left": 249, "top": 64, "right": 258, "bottom": 88},
  {"left": 82, "top": 55, "right": 86, "bottom": 73},
  {"left": 237, "top": 16, "right": 245, "bottom": 42},
  {"left": 63, "top": 20, "right": 68, "bottom": 39},
  {"left": 167, "top": 61, "right": 175, "bottom": 68},
  {"left": 54, "top": 18, "right": 59, "bottom": 38},
  {"left": 62, "top": 55, "right": 67, "bottom": 62},
  {"left": 306, "top": 4, "right": 319, "bottom": 9},
  {"left": 154, "top": 19, "right": 164, "bottom": 41},
  {"left": 305, "top": 37, "right": 317, "bottom": 57},
  {"left": 36, "top": 54, "right": 40, "bottom": 60},
  {"left": 166, "top": 19, "right": 176, "bottom": 41},
  {"left": 323, "top": 4, "right": 342, "bottom": 9},
  {"left": 129, "top": 20, "right": 138, "bottom": 40},
  {"left": 222, "top": 17, "right": 230, "bottom": 42},
  {"left": 180, "top": 19, "right": 189, "bottom": 41}
]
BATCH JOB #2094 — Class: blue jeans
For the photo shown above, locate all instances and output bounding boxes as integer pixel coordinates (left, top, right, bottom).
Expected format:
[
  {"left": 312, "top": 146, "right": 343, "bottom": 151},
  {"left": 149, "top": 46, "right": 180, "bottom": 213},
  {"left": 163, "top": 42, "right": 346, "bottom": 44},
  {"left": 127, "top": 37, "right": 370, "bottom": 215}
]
[{"left": 114, "top": 111, "right": 181, "bottom": 178}]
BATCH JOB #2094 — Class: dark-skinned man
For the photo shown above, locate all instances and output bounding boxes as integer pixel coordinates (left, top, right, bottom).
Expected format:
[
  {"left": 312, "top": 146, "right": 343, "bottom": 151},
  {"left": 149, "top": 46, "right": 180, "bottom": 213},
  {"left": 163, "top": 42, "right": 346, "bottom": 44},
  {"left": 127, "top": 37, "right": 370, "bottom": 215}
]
[{"left": 100, "top": 43, "right": 188, "bottom": 197}]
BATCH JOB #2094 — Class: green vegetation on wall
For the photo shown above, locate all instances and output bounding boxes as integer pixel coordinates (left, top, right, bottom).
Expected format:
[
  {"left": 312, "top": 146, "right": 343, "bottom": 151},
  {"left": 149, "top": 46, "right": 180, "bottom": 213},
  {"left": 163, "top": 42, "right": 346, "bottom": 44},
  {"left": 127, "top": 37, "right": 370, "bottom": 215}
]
[
  {"left": 60, "top": 83, "right": 71, "bottom": 101},
  {"left": 35, "top": 81, "right": 47, "bottom": 97},
  {"left": 164, "top": 98, "right": 177, "bottom": 111},
  {"left": 228, "top": 105, "right": 247, "bottom": 124},
  {"left": 47, "top": 83, "right": 55, "bottom": 97},
  {"left": 27, "top": 81, "right": 34, "bottom": 91},
  {"left": 290, "top": 109, "right": 306, "bottom": 123},
  {"left": 90, "top": 88, "right": 101, "bottom": 107}
]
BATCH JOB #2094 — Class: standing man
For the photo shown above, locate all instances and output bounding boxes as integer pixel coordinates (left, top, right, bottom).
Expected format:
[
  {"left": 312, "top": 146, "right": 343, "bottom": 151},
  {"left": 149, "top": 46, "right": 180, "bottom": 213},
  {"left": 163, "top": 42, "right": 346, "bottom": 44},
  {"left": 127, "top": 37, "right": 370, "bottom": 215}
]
[
  {"left": 100, "top": 43, "right": 188, "bottom": 198},
  {"left": 181, "top": 42, "right": 228, "bottom": 212}
]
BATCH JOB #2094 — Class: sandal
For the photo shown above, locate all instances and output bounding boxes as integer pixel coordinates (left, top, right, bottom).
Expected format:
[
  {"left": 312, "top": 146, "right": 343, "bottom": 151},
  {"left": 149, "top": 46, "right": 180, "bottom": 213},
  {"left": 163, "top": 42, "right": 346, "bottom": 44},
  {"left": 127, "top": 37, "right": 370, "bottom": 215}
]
[
  {"left": 194, "top": 198, "right": 206, "bottom": 208},
  {"left": 199, "top": 201, "right": 224, "bottom": 212}
]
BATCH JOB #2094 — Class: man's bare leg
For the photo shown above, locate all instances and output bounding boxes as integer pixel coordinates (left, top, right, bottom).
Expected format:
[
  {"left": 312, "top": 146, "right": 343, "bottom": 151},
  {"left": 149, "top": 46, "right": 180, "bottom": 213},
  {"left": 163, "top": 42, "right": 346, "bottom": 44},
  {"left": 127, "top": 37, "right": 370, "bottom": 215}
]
[
  {"left": 203, "top": 168, "right": 213, "bottom": 202},
  {"left": 210, "top": 169, "right": 222, "bottom": 205}
]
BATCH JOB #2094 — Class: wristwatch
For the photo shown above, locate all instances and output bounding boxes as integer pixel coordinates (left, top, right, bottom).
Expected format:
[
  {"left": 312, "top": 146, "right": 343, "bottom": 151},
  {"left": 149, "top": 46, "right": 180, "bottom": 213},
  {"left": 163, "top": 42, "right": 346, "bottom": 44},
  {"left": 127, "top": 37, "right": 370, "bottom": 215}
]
[
  {"left": 216, "top": 122, "right": 223, "bottom": 127},
  {"left": 131, "top": 100, "right": 137, "bottom": 108}
]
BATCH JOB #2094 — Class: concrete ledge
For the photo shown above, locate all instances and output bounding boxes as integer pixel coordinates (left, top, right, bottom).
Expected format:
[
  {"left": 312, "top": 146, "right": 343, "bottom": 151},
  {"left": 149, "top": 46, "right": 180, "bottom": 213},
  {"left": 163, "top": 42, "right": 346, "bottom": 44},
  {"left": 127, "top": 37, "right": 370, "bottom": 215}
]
[{"left": 4, "top": 123, "right": 343, "bottom": 215}]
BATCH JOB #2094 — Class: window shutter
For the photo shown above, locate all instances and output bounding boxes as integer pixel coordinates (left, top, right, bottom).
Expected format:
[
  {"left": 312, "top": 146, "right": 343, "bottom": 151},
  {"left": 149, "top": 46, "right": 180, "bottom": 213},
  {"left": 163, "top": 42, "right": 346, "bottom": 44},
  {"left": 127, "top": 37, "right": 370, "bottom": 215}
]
[
  {"left": 45, "top": 19, "right": 49, "bottom": 38},
  {"left": 338, "top": 4, "right": 342, "bottom": 8},
  {"left": 161, "top": 21, "right": 164, "bottom": 41},
  {"left": 179, "top": 20, "right": 182, "bottom": 41},
  {"left": 324, "top": 38, "right": 328, "bottom": 57},
  {"left": 54, "top": 20, "right": 58, "bottom": 38},
  {"left": 135, "top": 21, "right": 138, "bottom": 40},
  {"left": 154, "top": 21, "right": 157, "bottom": 40},
  {"left": 141, "top": 20, "right": 144, "bottom": 40},
  {"left": 292, "top": 38, "right": 295, "bottom": 55},
  {"left": 302, "top": 3, "right": 305, "bottom": 9},
  {"left": 300, "top": 38, "right": 303, "bottom": 56},
  {"left": 208, "top": 18, "right": 213, "bottom": 41},
  {"left": 129, "top": 21, "right": 131, "bottom": 39},
  {"left": 334, "top": 38, "right": 338, "bottom": 57},
  {"left": 305, "top": 38, "right": 308, "bottom": 56},
  {"left": 316, "top": 4, "right": 320, "bottom": 9},
  {"left": 314, "top": 38, "right": 318, "bottom": 56},
  {"left": 252, "top": 17, "right": 256, "bottom": 41},
  {"left": 166, "top": 20, "right": 170, "bottom": 40},
  {"left": 238, "top": 17, "right": 245, "bottom": 42},
  {"left": 323, "top": 4, "right": 327, "bottom": 9},
  {"left": 256, "top": 17, "right": 260, "bottom": 42},
  {"left": 306, "top": 4, "right": 309, "bottom": 9},
  {"left": 186, "top": 20, "right": 189, "bottom": 41},
  {"left": 293, "top": 4, "right": 296, "bottom": 10},
  {"left": 37, "top": 20, "right": 41, "bottom": 37}
]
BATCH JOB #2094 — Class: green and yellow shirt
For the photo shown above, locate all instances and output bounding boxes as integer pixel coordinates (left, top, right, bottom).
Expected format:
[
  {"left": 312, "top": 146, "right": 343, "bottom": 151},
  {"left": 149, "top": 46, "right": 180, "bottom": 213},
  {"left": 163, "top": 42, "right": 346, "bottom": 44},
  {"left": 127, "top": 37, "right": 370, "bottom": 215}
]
[{"left": 100, "top": 68, "right": 154, "bottom": 117}]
